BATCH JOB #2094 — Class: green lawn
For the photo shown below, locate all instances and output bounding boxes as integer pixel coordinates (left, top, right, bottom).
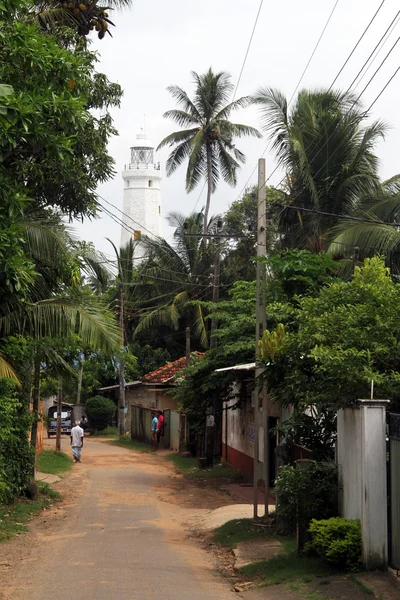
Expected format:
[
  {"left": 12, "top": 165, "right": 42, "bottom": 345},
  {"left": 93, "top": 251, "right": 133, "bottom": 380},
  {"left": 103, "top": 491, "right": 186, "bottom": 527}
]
[
  {"left": 165, "top": 453, "right": 240, "bottom": 481},
  {"left": 0, "top": 483, "right": 60, "bottom": 543},
  {"left": 93, "top": 426, "right": 119, "bottom": 438},
  {"left": 109, "top": 436, "right": 151, "bottom": 453},
  {"left": 36, "top": 450, "right": 74, "bottom": 475}
]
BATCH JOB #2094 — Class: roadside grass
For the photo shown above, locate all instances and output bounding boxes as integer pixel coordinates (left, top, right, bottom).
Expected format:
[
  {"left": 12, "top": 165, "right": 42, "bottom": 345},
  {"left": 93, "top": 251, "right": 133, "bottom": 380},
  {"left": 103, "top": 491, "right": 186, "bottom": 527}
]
[
  {"left": 165, "top": 454, "right": 240, "bottom": 481},
  {"left": 109, "top": 436, "right": 151, "bottom": 453},
  {"left": 36, "top": 449, "right": 73, "bottom": 475},
  {"left": 240, "top": 553, "right": 340, "bottom": 586},
  {"left": 0, "top": 483, "right": 61, "bottom": 543},
  {"left": 93, "top": 426, "right": 119, "bottom": 438},
  {"left": 348, "top": 574, "right": 374, "bottom": 596},
  {"left": 213, "top": 518, "right": 286, "bottom": 550}
]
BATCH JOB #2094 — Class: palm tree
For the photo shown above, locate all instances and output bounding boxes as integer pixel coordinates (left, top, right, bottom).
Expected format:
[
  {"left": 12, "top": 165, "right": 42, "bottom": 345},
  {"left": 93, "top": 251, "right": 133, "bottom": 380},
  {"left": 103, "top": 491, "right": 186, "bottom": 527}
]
[
  {"left": 134, "top": 211, "right": 219, "bottom": 346},
  {"left": 158, "top": 68, "right": 261, "bottom": 236},
  {"left": 253, "top": 88, "right": 388, "bottom": 252}
]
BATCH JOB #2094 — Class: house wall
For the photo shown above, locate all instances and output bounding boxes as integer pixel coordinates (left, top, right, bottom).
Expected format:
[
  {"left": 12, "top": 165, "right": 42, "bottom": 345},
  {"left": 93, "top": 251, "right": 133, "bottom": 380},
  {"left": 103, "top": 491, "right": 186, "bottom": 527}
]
[
  {"left": 157, "top": 392, "right": 178, "bottom": 411},
  {"left": 222, "top": 390, "right": 255, "bottom": 482}
]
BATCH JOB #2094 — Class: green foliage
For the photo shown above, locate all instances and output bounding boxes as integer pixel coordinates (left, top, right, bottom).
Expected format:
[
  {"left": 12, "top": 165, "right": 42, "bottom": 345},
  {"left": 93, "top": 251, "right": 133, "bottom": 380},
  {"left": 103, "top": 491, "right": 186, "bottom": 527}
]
[
  {"left": 274, "top": 462, "right": 339, "bottom": 534},
  {"left": 265, "top": 257, "right": 400, "bottom": 413},
  {"left": 306, "top": 518, "right": 362, "bottom": 571},
  {"left": 94, "top": 426, "right": 118, "bottom": 437},
  {"left": 129, "top": 343, "right": 170, "bottom": 377},
  {"left": 165, "top": 453, "right": 239, "bottom": 480},
  {"left": 273, "top": 409, "right": 336, "bottom": 461},
  {"left": 85, "top": 395, "right": 115, "bottom": 430},
  {"left": 0, "top": 377, "right": 34, "bottom": 503}
]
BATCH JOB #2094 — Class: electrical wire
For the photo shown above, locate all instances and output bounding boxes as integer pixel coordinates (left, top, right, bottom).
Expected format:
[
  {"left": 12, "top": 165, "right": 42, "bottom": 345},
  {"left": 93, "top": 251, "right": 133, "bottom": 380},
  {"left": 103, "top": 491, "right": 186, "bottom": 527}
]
[
  {"left": 354, "top": 35, "right": 400, "bottom": 103},
  {"left": 232, "top": 0, "right": 264, "bottom": 101},
  {"left": 328, "top": 0, "right": 387, "bottom": 91},
  {"left": 288, "top": 0, "right": 340, "bottom": 106},
  {"left": 346, "top": 9, "right": 400, "bottom": 92},
  {"left": 366, "top": 64, "right": 400, "bottom": 110}
]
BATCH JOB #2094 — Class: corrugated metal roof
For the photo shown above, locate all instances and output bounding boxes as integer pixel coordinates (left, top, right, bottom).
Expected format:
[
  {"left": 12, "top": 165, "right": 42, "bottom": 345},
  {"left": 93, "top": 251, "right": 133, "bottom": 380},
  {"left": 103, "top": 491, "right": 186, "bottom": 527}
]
[{"left": 215, "top": 362, "right": 256, "bottom": 373}]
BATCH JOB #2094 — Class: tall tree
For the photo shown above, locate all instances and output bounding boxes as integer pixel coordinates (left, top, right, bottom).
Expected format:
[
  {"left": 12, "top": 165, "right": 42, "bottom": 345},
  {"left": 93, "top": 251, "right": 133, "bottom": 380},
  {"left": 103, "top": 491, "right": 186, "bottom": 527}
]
[
  {"left": 253, "top": 88, "right": 389, "bottom": 253},
  {"left": 158, "top": 68, "right": 261, "bottom": 235}
]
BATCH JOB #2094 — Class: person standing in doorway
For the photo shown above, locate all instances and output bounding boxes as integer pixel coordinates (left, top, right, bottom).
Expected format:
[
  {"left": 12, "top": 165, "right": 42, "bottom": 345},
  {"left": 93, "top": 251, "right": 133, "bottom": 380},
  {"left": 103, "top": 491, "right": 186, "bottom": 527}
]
[
  {"left": 151, "top": 411, "right": 158, "bottom": 451},
  {"left": 156, "top": 410, "right": 164, "bottom": 450},
  {"left": 70, "top": 420, "right": 84, "bottom": 462}
]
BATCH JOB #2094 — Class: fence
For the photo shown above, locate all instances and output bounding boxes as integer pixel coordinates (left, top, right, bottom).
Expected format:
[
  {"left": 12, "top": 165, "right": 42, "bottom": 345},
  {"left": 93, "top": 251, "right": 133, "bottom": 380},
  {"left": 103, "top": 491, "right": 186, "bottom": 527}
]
[
  {"left": 131, "top": 405, "right": 182, "bottom": 451},
  {"left": 388, "top": 412, "right": 400, "bottom": 571}
]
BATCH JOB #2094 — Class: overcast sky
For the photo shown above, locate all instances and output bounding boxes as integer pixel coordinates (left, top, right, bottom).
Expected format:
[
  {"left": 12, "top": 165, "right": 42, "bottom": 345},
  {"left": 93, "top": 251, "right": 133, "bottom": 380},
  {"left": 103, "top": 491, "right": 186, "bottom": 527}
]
[{"left": 74, "top": 0, "right": 400, "bottom": 256}]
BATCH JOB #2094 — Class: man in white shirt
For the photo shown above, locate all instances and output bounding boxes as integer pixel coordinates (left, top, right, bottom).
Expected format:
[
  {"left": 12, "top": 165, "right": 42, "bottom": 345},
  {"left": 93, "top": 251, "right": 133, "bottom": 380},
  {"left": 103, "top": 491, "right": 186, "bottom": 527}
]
[{"left": 70, "top": 420, "right": 84, "bottom": 463}]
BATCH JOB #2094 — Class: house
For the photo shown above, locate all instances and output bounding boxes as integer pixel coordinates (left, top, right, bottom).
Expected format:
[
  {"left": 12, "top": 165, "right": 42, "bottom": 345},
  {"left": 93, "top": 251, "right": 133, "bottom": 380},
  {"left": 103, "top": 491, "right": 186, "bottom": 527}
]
[
  {"left": 98, "top": 352, "right": 203, "bottom": 449},
  {"left": 217, "top": 362, "right": 289, "bottom": 484}
]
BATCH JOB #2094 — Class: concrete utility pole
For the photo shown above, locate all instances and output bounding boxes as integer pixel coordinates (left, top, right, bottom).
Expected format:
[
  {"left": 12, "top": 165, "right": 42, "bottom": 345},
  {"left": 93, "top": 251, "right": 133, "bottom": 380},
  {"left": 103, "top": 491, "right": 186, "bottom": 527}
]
[
  {"left": 76, "top": 354, "right": 84, "bottom": 405},
  {"left": 118, "top": 283, "right": 126, "bottom": 436},
  {"left": 254, "top": 158, "right": 269, "bottom": 519},
  {"left": 185, "top": 326, "right": 191, "bottom": 367},
  {"left": 210, "top": 239, "right": 221, "bottom": 350},
  {"left": 56, "top": 374, "right": 62, "bottom": 453}
]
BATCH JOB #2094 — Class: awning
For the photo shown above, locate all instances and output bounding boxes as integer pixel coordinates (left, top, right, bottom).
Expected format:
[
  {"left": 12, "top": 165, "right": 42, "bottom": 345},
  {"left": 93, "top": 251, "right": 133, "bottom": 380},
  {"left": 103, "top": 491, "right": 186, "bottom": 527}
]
[{"left": 215, "top": 362, "right": 256, "bottom": 373}]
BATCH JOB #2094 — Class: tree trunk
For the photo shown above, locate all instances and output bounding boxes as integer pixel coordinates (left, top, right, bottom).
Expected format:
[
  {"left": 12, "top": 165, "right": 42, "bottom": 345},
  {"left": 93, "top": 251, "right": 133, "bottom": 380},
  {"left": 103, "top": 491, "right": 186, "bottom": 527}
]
[
  {"left": 76, "top": 356, "right": 84, "bottom": 404},
  {"left": 203, "top": 145, "right": 213, "bottom": 238},
  {"left": 56, "top": 374, "right": 62, "bottom": 453},
  {"left": 30, "top": 355, "right": 41, "bottom": 450}
]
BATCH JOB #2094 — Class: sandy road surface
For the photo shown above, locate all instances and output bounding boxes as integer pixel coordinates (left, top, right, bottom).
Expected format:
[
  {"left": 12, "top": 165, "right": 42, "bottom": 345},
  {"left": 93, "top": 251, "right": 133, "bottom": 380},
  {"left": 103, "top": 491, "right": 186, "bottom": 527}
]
[{"left": 0, "top": 438, "right": 234, "bottom": 600}]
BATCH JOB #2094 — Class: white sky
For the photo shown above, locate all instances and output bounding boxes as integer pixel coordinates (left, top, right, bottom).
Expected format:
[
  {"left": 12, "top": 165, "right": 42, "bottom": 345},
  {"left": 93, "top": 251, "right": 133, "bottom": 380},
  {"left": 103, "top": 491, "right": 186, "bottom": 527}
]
[{"left": 74, "top": 0, "right": 400, "bottom": 255}]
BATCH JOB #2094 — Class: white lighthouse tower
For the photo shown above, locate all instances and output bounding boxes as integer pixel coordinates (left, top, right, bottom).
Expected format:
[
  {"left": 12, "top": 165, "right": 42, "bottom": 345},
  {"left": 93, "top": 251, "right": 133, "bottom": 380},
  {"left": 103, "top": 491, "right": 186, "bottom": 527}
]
[{"left": 120, "top": 132, "right": 162, "bottom": 248}]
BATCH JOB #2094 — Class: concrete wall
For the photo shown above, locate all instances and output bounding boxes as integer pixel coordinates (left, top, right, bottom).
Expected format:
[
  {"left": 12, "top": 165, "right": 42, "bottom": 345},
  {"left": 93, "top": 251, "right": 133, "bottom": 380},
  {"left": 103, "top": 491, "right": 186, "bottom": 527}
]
[
  {"left": 337, "top": 400, "right": 389, "bottom": 570},
  {"left": 170, "top": 411, "right": 180, "bottom": 451}
]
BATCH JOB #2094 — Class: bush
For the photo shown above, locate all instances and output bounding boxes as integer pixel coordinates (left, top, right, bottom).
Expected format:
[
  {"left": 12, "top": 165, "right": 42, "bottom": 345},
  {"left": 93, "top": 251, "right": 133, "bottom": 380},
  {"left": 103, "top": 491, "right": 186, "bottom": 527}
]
[
  {"left": 275, "top": 461, "right": 338, "bottom": 534},
  {"left": 85, "top": 396, "right": 115, "bottom": 431},
  {"left": 0, "top": 377, "right": 34, "bottom": 503},
  {"left": 306, "top": 517, "right": 362, "bottom": 571}
]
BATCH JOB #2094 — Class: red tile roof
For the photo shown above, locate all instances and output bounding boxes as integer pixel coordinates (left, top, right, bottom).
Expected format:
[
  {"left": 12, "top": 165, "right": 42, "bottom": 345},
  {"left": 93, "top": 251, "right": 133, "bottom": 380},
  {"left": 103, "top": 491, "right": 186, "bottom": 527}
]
[{"left": 141, "top": 352, "right": 204, "bottom": 384}]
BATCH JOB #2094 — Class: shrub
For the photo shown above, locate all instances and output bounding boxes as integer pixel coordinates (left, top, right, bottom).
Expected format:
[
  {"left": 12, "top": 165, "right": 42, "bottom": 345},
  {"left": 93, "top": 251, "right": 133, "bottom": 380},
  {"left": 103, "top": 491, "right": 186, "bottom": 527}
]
[
  {"left": 85, "top": 396, "right": 115, "bottom": 431},
  {"left": 275, "top": 461, "right": 338, "bottom": 534},
  {"left": 0, "top": 377, "right": 34, "bottom": 503},
  {"left": 306, "top": 517, "right": 362, "bottom": 571}
]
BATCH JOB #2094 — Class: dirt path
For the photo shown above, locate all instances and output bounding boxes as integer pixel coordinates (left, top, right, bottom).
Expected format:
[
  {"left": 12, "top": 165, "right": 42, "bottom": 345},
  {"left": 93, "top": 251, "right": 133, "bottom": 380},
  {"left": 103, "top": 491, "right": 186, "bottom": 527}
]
[{"left": 0, "top": 438, "right": 234, "bottom": 600}]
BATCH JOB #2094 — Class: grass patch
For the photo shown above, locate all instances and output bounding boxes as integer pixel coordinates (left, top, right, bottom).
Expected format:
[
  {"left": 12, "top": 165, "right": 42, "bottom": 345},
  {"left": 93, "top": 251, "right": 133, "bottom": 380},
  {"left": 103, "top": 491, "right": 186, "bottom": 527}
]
[
  {"left": 240, "top": 553, "right": 340, "bottom": 586},
  {"left": 213, "top": 518, "right": 276, "bottom": 550},
  {"left": 94, "top": 426, "right": 119, "bottom": 438},
  {"left": 109, "top": 436, "right": 150, "bottom": 453},
  {"left": 0, "top": 484, "right": 60, "bottom": 543},
  {"left": 165, "top": 454, "right": 239, "bottom": 481},
  {"left": 348, "top": 575, "right": 374, "bottom": 596},
  {"left": 36, "top": 449, "right": 73, "bottom": 475}
]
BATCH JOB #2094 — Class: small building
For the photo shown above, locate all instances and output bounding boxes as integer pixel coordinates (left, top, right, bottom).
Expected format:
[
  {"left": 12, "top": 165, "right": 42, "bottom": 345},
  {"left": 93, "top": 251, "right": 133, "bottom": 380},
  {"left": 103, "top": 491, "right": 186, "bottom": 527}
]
[
  {"left": 98, "top": 353, "right": 203, "bottom": 449},
  {"left": 217, "top": 362, "right": 288, "bottom": 484}
]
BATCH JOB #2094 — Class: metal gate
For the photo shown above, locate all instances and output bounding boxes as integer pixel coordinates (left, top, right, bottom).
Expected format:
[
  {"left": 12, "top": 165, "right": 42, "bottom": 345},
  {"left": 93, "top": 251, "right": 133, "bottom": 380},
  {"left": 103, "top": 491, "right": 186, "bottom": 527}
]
[{"left": 388, "top": 412, "right": 400, "bottom": 570}]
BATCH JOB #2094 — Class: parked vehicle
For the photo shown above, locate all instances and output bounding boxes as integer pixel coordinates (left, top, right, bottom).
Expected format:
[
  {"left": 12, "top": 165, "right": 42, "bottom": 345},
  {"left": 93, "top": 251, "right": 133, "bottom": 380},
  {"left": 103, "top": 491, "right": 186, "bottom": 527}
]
[{"left": 47, "top": 403, "right": 74, "bottom": 438}]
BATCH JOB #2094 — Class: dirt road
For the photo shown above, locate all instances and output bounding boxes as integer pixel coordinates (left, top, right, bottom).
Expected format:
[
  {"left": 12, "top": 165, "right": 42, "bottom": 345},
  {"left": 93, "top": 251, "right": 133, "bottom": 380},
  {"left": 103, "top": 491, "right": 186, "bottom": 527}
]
[{"left": 0, "top": 438, "right": 234, "bottom": 600}]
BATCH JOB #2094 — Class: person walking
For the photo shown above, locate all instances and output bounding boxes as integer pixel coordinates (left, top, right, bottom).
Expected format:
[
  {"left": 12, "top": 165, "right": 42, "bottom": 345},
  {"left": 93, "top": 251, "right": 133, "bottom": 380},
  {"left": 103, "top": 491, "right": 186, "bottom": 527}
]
[
  {"left": 151, "top": 411, "right": 158, "bottom": 451},
  {"left": 70, "top": 420, "right": 84, "bottom": 463},
  {"left": 156, "top": 411, "right": 164, "bottom": 450}
]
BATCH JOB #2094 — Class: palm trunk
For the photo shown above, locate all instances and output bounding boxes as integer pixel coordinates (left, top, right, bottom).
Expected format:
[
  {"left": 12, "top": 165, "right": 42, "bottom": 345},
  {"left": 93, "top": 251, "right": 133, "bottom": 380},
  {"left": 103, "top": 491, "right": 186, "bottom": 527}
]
[
  {"left": 56, "top": 374, "right": 62, "bottom": 453},
  {"left": 203, "top": 145, "right": 213, "bottom": 238},
  {"left": 30, "top": 355, "right": 41, "bottom": 450}
]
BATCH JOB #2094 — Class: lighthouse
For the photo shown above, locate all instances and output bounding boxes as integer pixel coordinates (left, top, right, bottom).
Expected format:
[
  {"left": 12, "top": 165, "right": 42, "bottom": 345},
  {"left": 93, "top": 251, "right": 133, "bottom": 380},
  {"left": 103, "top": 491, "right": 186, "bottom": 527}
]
[{"left": 120, "top": 132, "right": 162, "bottom": 248}]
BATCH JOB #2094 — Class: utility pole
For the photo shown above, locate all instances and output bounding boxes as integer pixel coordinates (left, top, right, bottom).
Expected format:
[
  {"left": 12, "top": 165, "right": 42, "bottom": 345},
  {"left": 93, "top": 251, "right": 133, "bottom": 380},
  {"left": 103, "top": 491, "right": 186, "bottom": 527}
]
[
  {"left": 118, "top": 283, "right": 126, "bottom": 436},
  {"left": 56, "top": 374, "right": 62, "bottom": 453},
  {"left": 185, "top": 326, "right": 191, "bottom": 367},
  {"left": 352, "top": 246, "right": 360, "bottom": 274},
  {"left": 210, "top": 239, "right": 221, "bottom": 350},
  {"left": 254, "top": 158, "right": 269, "bottom": 519}
]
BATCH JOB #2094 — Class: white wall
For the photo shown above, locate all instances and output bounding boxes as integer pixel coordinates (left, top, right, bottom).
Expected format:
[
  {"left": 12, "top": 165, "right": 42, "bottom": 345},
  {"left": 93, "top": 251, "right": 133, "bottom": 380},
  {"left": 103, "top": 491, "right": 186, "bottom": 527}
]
[{"left": 337, "top": 400, "right": 389, "bottom": 570}]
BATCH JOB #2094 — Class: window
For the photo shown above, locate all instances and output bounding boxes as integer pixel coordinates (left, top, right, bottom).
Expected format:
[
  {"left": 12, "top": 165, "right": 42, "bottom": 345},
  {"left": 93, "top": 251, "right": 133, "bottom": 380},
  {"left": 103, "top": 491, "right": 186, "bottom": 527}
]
[{"left": 148, "top": 180, "right": 153, "bottom": 187}]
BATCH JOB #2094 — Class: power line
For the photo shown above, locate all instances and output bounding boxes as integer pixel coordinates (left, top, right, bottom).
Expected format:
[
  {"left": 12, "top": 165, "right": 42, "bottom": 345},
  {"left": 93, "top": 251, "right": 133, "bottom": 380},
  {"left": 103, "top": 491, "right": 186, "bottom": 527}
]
[
  {"left": 233, "top": 0, "right": 264, "bottom": 101},
  {"left": 354, "top": 35, "right": 400, "bottom": 103},
  {"left": 288, "top": 0, "right": 340, "bottom": 106},
  {"left": 346, "top": 9, "right": 400, "bottom": 92},
  {"left": 366, "top": 64, "right": 400, "bottom": 110},
  {"left": 328, "top": 0, "right": 387, "bottom": 91}
]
